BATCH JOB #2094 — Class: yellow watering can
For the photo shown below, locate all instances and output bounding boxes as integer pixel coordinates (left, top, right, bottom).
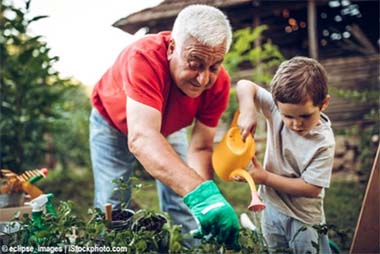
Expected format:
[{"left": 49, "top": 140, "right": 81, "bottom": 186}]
[{"left": 212, "top": 111, "right": 265, "bottom": 212}]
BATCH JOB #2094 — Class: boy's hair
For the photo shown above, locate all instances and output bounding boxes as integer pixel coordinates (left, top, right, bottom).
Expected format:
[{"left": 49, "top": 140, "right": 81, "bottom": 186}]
[
  {"left": 271, "top": 56, "right": 328, "bottom": 107},
  {"left": 171, "top": 4, "right": 232, "bottom": 53}
]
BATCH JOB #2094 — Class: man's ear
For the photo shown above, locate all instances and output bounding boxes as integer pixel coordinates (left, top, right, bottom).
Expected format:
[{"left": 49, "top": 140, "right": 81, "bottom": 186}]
[
  {"left": 320, "top": 94, "right": 331, "bottom": 111},
  {"left": 167, "top": 39, "right": 175, "bottom": 59}
]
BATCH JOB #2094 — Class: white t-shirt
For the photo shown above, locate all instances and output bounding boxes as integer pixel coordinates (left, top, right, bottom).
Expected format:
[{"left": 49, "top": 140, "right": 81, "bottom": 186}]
[{"left": 256, "top": 87, "right": 335, "bottom": 225}]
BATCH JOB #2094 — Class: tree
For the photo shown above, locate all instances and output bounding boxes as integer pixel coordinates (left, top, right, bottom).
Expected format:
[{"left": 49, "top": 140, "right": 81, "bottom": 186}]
[
  {"left": 0, "top": 0, "right": 91, "bottom": 173},
  {"left": 222, "top": 25, "right": 285, "bottom": 123}
]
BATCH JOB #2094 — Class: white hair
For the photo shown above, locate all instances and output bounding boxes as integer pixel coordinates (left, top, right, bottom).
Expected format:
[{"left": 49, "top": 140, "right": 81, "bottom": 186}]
[{"left": 171, "top": 4, "right": 232, "bottom": 53}]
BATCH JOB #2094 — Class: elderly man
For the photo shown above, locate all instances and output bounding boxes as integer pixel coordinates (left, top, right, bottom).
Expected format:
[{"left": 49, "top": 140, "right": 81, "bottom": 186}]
[{"left": 90, "top": 4, "right": 239, "bottom": 248}]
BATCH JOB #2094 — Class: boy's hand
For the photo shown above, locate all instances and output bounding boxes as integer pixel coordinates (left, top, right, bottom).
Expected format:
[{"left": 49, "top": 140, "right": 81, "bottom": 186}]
[
  {"left": 248, "top": 157, "right": 268, "bottom": 185},
  {"left": 238, "top": 109, "right": 258, "bottom": 141}
]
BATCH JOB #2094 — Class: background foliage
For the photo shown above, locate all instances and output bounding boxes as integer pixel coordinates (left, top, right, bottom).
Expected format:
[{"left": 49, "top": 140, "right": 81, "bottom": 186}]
[
  {"left": 224, "top": 25, "right": 285, "bottom": 86},
  {"left": 0, "top": 0, "right": 91, "bottom": 173},
  {"left": 222, "top": 25, "right": 285, "bottom": 124}
]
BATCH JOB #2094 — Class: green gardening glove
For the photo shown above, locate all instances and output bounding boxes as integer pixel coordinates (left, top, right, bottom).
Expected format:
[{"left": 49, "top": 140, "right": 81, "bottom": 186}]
[{"left": 183, "top": 180, "right": 240, "bottom": 249}]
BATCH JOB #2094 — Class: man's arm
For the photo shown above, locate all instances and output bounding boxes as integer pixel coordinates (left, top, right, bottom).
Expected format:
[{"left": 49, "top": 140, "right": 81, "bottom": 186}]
[
  {"left": 127, "top": 97, "right": 240, "bottom": 247},
  {"left": 126, "top": 96, "right": 203, "bottom": 196},
  {"left": 187, "top": 120, "right": 216, "bottom": 180}
]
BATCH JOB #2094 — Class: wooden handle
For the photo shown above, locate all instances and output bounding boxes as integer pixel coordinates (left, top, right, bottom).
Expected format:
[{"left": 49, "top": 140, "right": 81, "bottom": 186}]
[{"left": 105, "top": 203, "right": 112, "bottom": 221}]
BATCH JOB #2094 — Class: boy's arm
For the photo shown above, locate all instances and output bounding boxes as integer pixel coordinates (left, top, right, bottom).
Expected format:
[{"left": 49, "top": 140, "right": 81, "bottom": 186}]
[
  {"left": 250, "top": 157, "right": 322, "bottom": 198},
  {"left": 236, "top": 80, "right": 260, "bottom": 141}
]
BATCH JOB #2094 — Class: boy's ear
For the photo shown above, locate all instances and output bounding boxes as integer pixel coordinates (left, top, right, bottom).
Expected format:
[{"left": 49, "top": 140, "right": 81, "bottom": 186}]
[{"left": 320, "top": 94, "right": 331, "bottom": 111}]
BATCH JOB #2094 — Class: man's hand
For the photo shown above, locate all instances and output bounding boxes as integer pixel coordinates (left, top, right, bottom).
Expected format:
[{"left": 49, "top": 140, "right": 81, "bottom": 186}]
[{"left": 183, "top": 180, "right": 240, "bottom": 249}]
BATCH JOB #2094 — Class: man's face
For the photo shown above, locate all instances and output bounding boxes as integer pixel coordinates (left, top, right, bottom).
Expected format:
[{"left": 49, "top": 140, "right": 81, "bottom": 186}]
[
  {"left": 277, "top": 97, "right": 329, "bottom": 136},
  {"left": 168, "top": 37, "right": 226, "bottom": 98}
]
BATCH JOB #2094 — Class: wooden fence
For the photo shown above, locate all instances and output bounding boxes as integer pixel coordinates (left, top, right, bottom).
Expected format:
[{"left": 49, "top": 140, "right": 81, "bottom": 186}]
[
  {"left": 321, "top": 54, "right": 379, "bottom": 128},
  {"left": 230, "top": 54, "right": 379, "bottom": 129}
]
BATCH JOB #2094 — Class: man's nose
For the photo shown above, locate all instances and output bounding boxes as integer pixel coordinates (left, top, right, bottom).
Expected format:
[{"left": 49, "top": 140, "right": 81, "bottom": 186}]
[{"left": 196, "top": 70, "right": 210, "bottom": 86}]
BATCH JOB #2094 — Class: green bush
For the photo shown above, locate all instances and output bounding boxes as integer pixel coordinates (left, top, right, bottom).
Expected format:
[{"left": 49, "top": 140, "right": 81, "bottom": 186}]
[
  {"left": 222, "top": 25, "right": 285, "bottom": 124},
  {"left": 50, "top": 83, "right": 91, "bottom": 169},
  {"left": 224, "top": 25, "right": 285, "bottom": 86},
  {"left": 8, "top": 180, "right": 272, "bottom": 254},
  {"left": 0, "top": 0, "right": 91, "bottom": 173}
]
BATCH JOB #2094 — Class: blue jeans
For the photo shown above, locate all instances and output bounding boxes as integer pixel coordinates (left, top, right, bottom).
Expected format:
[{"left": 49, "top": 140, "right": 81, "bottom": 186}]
[
  {"left": 89, "top": 108, "right": 199, "bottom": 247},
  {"left": 261, "top": 203, "right": 331, "bottom": 254}
]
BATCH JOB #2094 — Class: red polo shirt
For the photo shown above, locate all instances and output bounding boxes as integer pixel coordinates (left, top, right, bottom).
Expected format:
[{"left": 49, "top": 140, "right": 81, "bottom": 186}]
[{"left": 91, "top": 31, "right": 230, "bottom": 137}]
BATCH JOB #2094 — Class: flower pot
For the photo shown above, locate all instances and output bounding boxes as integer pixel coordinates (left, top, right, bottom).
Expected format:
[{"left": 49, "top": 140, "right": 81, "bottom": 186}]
[
  {"left": 131, "top": 210, "right": 170, "bottom": 252},
  {"left": 110, "top": 209, "right": 135, "bottom": 231},
  {"left": 131, "top": 211, "right": 167, "bottom": 233}
]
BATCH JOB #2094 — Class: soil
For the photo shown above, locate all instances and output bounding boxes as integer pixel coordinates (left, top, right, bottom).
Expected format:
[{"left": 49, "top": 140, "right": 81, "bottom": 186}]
[
  {"left": 132, "top": 214, "right": 167, "bottom": 233},
  {"left": 112, "top": 209, "right": 134, "bottom": 221},
  {"left": 107, "top": 209, "right": 135, "bottom": 231}
]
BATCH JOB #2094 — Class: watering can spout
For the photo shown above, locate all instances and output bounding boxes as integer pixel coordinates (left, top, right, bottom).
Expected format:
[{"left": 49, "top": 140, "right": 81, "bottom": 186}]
[
  {"left": 248, "top": 191, "right": 266, "bottom": 212},
  {"left": 230, "top": 169, "right": 265, "bottom": 212}
]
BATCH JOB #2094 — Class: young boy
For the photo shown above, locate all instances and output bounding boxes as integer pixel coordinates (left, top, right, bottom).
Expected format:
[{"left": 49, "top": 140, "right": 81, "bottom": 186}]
[{"left": 236, "top": 56, "right": 335, "bottom": 253}]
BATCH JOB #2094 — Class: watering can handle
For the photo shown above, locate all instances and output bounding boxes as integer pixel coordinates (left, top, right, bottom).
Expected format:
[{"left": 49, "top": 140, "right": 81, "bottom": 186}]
[
  {"left": 231, "top": 110, "right": 254, "bottom": 140},
  {"left": 231, "top": 110, "right": 240, "bottom": 128}
]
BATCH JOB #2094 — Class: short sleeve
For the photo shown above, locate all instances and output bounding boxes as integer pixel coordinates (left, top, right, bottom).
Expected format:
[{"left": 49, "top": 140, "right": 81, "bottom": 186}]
[
  {"left": 302, "top": 144, "right": 335, "bottom": 188},
  {"left": 256, "top": 86, "right": 276, "bottom": 119},
  {"left": 122, "top": 50, "right": 165, "bottom": 112}
]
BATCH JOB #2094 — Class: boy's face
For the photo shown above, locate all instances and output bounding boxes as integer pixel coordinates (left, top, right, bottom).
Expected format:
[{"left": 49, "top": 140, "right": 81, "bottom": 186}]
[{"left": 277, "top": 96, "right": 330, "bottom": 136}]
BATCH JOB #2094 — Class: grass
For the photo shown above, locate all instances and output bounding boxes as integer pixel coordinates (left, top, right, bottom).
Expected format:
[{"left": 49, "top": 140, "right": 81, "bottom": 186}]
[
  {"left": 324, "top": 178, "right": 365, "bottom": 251},
  {"left": 36, "top": 167, "right": 365, "bottom": 252},
  {"left": 131, "top": 175, "right": 254, "bottom": 215}
]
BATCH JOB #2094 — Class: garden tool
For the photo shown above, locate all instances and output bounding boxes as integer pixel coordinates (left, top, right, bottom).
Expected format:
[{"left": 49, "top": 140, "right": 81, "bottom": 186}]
[
  {"left": 27, "top": 193, "right": 58, "bottom": 221},
  {"left": 0, "top": 177, "right": 22, "bottom": 194},
  {"left": 22, "top": 176, "right": 44, "bottom": 199},
  {"left": 105, "top": 203, "right": 112, "bottom": 221},
  {"left": 0, "top": 168, "right": 48, "bottom": 198},
  {"left": 26, "top": 193, "right": 57, "bottom": 249},
  {"left": 212, "top": 111, "right": 265, "bottom": 212},
  {"left": 1, "top": 168, "right": 48, "bottom": 182}
]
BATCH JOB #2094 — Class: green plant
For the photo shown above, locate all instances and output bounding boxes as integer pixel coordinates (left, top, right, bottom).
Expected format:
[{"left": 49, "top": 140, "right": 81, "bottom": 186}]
[
  {"left": 37, "top": 167, "right": 93, "bottom": 220},
  {"left": 332, "top": 85, "right": 379, "bottom": 185},
  {"left": 10, "top": 200, "right": 347, "bottom": 253},
  {"left": 9, "top": 201, "right": 271, "bottom": 253},
  {"left": 325, "top": 179, "right": 365, "bottom": 251},
  {"left": 112, "top": 176, "right": 153, "bottom": 211},
  {"left": 1, "top": 0, "right": 61, "bottom": 172},
  {"left": 8, "top": 175, "right": 352, "bottom": 253},
  {"left": 222, "top": 25, "right": 285, "bottom": 124},
  {"left": 293, "top": 224, "right": 344, "bottom": 254},
  {"left": 224, "top": 25, "right": 285, "bottom": 86},
  {"left": 0, "top": 0, "right": 91, "bottom": 173},
  {"left": 8, "top": 182, "right": 187, "bottom": 253}
]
